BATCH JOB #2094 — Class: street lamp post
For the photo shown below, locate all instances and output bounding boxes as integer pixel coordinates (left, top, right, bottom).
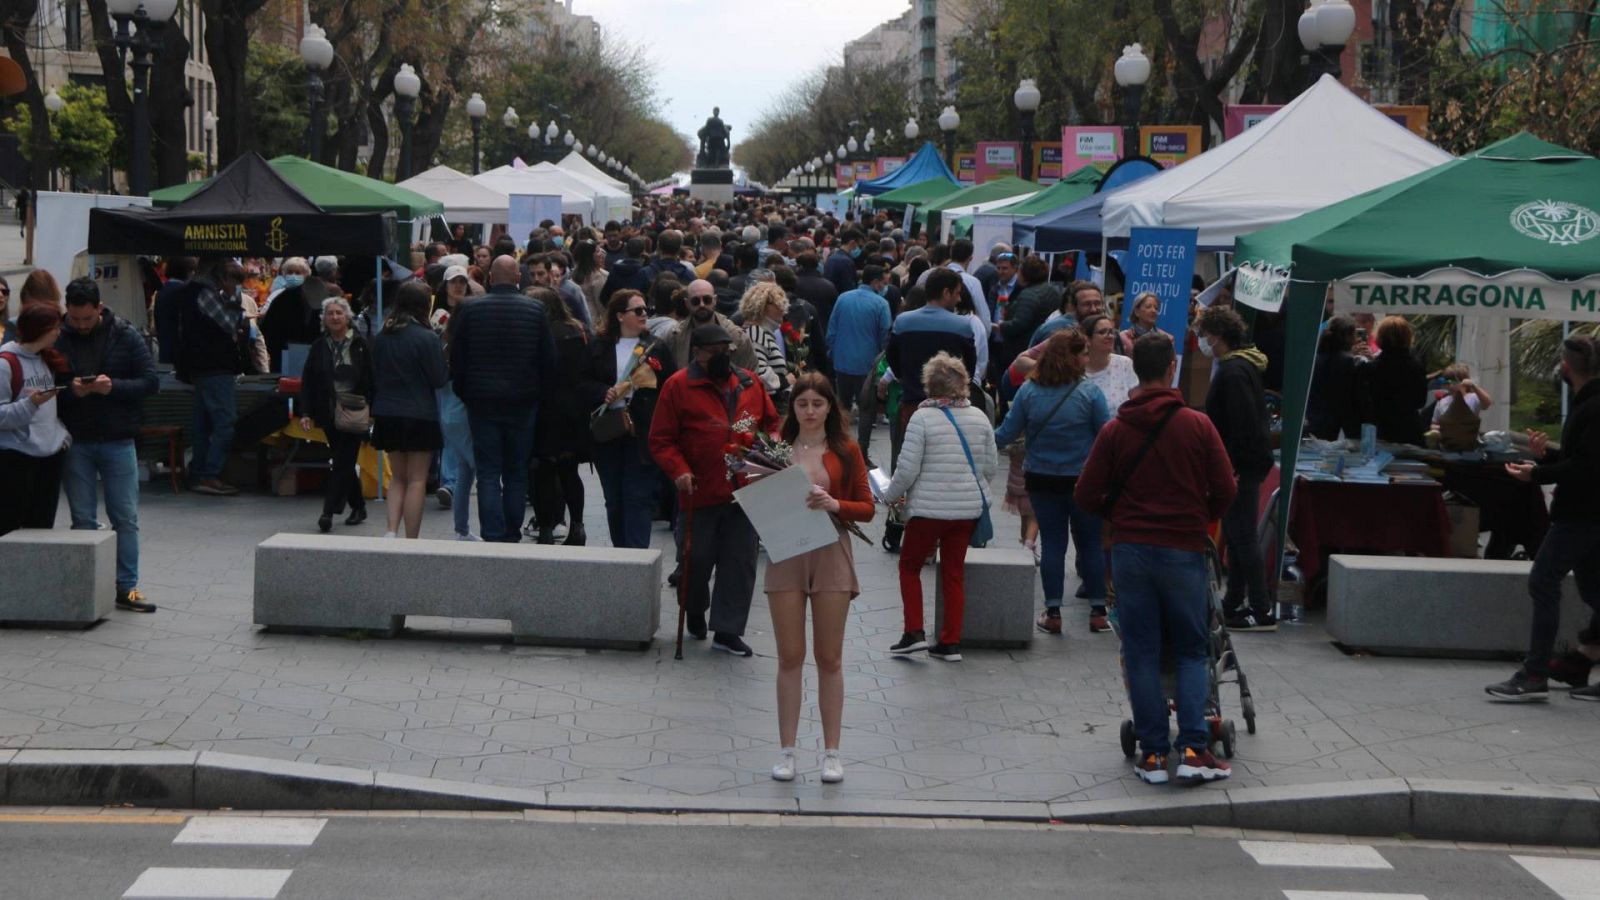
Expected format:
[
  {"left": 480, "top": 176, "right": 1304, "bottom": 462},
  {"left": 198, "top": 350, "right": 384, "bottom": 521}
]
[
  {"left": 1113, "top": 44, "right": 1151, "bottom": 160},
  {"left": 108, "top": 0, "right": 178, "bottom": 196},
  {"left": 203, "top": 111, "right": 217, "bottom": 177},
  {"left": 392, "top": 63, "right": 421, "bottom": 180},
  {"left": 938, "top": 105, "right": 960, "bottom": 170},
  {"left": 502, "top": 106, "right": 519, "bottom": 162},
  {"left": 1299, "top": 0, "right": 1356, "bottom": 84},
  {"left": 299, "top": 23, "right": 334, "bottom": 161},
  {"left": 465, "top": 92, "right": 486, "bottom": 174},
  {"left": 544, "top": 120, "right": 559, "bottom": 162},
  {"left": 44, "top": 88, "right": 64, "bottom": 191},
  {"left": 1013, "top": 78, "right": 1040, "bottom": 181}
]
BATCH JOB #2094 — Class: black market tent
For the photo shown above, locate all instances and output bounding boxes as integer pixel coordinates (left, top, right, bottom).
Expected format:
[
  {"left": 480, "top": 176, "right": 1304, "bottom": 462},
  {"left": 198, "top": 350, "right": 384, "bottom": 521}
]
[{"left": 88, "top": 153, "right": 393, "bottom": 257}]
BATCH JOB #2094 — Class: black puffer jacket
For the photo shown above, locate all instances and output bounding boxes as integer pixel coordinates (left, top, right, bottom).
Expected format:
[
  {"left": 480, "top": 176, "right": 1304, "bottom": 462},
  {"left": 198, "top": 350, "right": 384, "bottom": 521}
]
[
  {"left": 55, "top": 308, "right": 159, "bottom": 443},
  {"left": 449, "top": 285, "right": 558, "bottom": 410},
  {"left": 536, "top": 320, "right": 595, "bottom": 462},
  {"left": 1533, "top": 379, "right": 1600, "bottom": 523},
  {"left": 579, "top": 331, "right": 676, "bottom": 463},
  {"left": 1204, "top": 351, "right": 1274, "bottom": 479},
  {"left": 298, "top": 333, "right": 374, "bottom": 432}
]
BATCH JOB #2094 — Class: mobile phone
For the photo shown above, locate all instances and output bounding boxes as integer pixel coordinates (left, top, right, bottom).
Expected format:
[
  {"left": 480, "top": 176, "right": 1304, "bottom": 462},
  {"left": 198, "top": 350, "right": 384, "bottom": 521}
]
[
  {"left": 1355, "top": 328, "right": 1368, "bottom": 343},
  {"left": 53, "top": 370, "right": 75, "bottom": 388}
]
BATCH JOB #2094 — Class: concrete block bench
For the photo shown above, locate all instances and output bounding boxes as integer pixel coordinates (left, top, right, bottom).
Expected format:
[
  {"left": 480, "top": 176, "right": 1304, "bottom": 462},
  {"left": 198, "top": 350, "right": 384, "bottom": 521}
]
[
  {"left": 936, "top": 547, "right": 1036, "bottom": 649},
  {"left": 0, "top": 530, "right": 115, "bottom": 628},
  {"left": 1328, "top": 554, "right": 1592, "bottom": 656},
  {"left": 253, "top": 534, "right": 662, "bottom": 650}
]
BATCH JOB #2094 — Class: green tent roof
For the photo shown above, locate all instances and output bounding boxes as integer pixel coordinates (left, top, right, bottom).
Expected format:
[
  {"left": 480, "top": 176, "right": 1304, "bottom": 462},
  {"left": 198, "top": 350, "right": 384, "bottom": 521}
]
[
  {"left": 869, "top": 177, "right": 968, "bottom": 212},
  {"left": 151, "top": 156, "right": 444, "bottom": 222},
  {"left": 1234, "top": 133, "right": 1600, "bottom": 282},
  {"left": 915, "top": 176, "right": 1041, "bottom": 231},
  {"left": 950, "top": 168, "right": 1103, "bottom": 238}
]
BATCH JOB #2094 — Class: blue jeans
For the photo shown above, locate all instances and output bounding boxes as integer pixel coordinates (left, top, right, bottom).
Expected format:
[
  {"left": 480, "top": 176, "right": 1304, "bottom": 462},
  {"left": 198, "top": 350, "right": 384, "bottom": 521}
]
[
  {"left": 593, "top": 436, "right": 659, "bottom": 549},
  {"left": 1114, "top": 542, "right": 1210, "bottom": 756},
  {"left": 468, "top": 404, "right": 537, "bottom": 542},
  {"left": 190, "top": 374, "right": 236, "bottom": 479},
  {"left": 63, "top": 440, "right": 140, "bottom": 591},
  {"left": 438, "top": 387, "right": 475, "bottom": 537},
  {"left": 1029, "top": 487, "right": 1105, "bottom": 609}
]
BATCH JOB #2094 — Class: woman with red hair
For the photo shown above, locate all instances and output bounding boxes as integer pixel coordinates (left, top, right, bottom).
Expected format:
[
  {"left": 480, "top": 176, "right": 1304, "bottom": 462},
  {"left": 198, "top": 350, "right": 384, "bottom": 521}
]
[{"left": 0, "top": 304, "right": 72, "bottom": 535}]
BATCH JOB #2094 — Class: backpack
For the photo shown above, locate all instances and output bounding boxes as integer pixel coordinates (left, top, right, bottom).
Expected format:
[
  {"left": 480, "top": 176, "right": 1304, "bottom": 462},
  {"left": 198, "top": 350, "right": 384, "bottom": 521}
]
[{"left": 2, "top": 351, "right": 21, "bottom": 401}]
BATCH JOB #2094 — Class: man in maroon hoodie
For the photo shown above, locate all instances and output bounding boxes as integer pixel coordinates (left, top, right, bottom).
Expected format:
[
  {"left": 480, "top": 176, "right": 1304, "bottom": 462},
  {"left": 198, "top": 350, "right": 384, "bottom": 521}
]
[{"left": 1076, "top": 333, "right": 1237, "bottom": 786}]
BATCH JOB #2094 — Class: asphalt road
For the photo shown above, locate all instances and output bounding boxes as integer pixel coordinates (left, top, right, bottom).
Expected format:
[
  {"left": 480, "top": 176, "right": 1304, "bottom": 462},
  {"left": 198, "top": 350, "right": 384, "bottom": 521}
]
[{"left": 0, "top": 814, "right": 1588, "bottom": 900}]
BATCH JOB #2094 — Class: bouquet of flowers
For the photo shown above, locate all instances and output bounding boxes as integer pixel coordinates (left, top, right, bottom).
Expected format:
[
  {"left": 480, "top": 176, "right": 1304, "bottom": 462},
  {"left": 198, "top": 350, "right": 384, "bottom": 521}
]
[
  {"left": 724, "top": 413, "right": 871, "bottom": 545},
  {"left": 609, "top": 343, "right": 662, "bottom": 402}
]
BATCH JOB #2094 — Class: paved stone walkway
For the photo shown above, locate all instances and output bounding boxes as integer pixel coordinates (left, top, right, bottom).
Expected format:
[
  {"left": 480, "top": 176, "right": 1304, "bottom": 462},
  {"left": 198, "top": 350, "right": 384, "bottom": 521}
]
[{"left": 3, "top": 440, "right": 1598, "bottom": 806}]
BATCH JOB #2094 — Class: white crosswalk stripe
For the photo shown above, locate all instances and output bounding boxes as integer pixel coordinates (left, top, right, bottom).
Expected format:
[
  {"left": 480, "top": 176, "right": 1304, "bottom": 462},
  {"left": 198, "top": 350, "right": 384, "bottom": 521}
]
[
  {"left": 174, "top": 817, "right": 327, "bottom": 847},
  {"left": 1513, "top": 856, "right": 1600, "bottom": 900},
  {"left": 122, "top": 867, "right": 294, "bottom": 899},
  {"left": 1283, "top": 892, "right": 1429, "bottom": 900},
  {"left": 1240, "top": 841, "right": 1394, "bottom": 869}
]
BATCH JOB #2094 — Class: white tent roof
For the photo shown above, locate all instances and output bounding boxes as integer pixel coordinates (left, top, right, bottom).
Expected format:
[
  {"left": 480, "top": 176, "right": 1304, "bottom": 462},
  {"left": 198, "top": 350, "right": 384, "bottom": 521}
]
[
  {"left": 1100, "top": 75, "right": 1454, "bottom": 247},
  {"left": 527, "top": 161, "right": 629, "bottom": 202},
  {"left": 397, "top": 165, "right": 511, "bottom": 225},
  {"left": 473, "top": 165, "right": 595, "bottom": 220},
  {"left": 556, "top": 151, "right": 629, "bottom": 192}
]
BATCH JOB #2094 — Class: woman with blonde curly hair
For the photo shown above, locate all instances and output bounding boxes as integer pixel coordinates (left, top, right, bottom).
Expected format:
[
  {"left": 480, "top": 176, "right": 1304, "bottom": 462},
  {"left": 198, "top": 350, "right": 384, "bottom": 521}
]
[{"left": 740, "top": 281, "right": 791, "bottom": 399}]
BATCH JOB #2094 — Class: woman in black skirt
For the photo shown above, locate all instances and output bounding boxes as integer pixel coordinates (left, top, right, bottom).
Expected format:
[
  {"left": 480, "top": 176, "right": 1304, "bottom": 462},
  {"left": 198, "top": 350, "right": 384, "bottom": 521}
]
[{"left": 371, "top": 281, "right": 448, "bottom": 538}]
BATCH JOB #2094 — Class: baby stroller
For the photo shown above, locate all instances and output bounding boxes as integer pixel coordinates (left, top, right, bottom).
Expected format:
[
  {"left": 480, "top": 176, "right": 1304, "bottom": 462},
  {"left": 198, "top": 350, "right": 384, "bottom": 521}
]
[{"left": 1115, "top": 538, "right": 1257, "bottom": 760}]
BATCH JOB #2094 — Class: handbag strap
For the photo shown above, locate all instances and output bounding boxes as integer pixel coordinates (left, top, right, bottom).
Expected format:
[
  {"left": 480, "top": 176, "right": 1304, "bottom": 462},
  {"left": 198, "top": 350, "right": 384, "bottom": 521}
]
[
  {"left": 1026, "top": 380, "right": 1080, "bottom": 446},
  {"left": 1102, "top": 402, "right": 1182, "bottom": 515},
  {"left": 939, "top": 406, "right": 987, "bottom": 507}
]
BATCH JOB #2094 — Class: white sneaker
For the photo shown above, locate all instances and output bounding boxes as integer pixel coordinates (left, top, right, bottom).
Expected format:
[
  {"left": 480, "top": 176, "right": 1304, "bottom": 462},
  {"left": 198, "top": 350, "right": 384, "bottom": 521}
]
[
  {"left": 454, "top": 532, "right": 482, "bottom": 542},
  {"left": 821, "top": 751, "right": 844, "bottom": 784},
  {"left": 383, "top": 531, "right": 397, "bottom": 539},
  {"left": 771, "top": 749, "right": 796, "bottom": 782}
]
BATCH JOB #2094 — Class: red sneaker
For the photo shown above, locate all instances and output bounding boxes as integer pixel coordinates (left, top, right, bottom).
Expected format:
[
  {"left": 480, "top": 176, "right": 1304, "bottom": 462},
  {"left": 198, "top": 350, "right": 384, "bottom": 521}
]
[
  {"left": 1036, "top": 610, "right": 1062, "bottom": 634},
  {"left": 1089, "top": 613, "right": 1111, "bottom": 633},
  {"left": 1174, "top": 747, "right": 1230, "bottom": 786},
  {"left": 1134, "top": 752, "right": 1168, "bottom": 785}
]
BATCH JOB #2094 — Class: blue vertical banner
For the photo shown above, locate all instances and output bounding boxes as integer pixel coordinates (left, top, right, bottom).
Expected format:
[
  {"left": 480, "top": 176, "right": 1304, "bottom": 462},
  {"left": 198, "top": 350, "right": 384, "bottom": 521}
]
[{"left": 1125, "top": 227, "right": 1200, "bottom": 375}]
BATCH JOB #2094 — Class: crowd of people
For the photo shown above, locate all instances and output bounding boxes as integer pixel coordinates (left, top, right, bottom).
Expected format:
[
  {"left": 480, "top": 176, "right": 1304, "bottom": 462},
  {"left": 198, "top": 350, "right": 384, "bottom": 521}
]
[{"left": 5, "top": 191, "right": 1598, "bottom": 788}]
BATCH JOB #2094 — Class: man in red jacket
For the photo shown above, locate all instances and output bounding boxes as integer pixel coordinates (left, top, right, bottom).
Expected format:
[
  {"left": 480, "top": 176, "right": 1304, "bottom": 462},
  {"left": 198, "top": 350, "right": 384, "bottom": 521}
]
[
  {"left": 1076, "top": 333, "right": 1238, "bottom": 787},
  {"left": 649, "top": 324, "right": 780, "bottom": 657}
]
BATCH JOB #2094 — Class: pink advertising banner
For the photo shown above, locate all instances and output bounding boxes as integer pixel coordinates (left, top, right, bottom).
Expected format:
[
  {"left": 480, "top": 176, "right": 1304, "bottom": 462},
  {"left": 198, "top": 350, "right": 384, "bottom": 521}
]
[
  {"left": 876, "top": 157, "right": 906, "bottom": 176},
  {"left": 974, "top": 141, "right": 1021, "bottom": 183},
  {"left": 1060, "top": 126, "right": 1122, "bottom": 175},
  {"left": 835, "top": 163, "right": 852, "bottom": 189},
  {"left": 1223, "top": 105, "right": 1280, "bottom": 140}
]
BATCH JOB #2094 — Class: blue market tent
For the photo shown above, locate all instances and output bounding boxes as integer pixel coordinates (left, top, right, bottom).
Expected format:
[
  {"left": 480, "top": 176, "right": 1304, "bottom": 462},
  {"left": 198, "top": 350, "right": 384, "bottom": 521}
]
[
  {"left": 855, "top": 141, "right": 959, "bottom": 196},
  {"left": 1013, "top": 158, "right": 1164, "bottom": 252}
]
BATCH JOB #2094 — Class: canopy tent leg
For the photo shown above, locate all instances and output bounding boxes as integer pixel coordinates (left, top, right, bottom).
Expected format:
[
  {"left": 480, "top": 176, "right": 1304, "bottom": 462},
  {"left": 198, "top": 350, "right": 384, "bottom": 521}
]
[
  {"left": 374, "top": 257, "right": 386, "bottom": 504},
  {"left": 1455, "top": 316, "right": 1512, "bottom": 433},
  {"left": 1272, "top": 278, "right": 1328, "bottom": 581}
]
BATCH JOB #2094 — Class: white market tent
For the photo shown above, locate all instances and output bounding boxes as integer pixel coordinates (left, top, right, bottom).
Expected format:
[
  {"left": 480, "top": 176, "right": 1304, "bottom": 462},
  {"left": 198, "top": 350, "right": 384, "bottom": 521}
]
[
  {"left": 556, "top": 151, "right": 629, "bottom": 193},
  {"left": 527, "top": 161, "right": 632, "bottom": 224},
  {"left": 1100, "top": 75, "right": 1454, "bottom": 248},
  {"left": 397, "top": 165, "right": 511, "bottom": 226},
  {"left": 473, "top": 165, "right": 596, "bottom": 222}
]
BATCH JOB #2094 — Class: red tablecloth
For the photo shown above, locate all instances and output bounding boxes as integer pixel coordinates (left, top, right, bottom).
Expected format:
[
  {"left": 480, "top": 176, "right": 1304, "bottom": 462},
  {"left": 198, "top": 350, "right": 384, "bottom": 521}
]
[{"left": 1288, "top": 476, "right": 1451, "bottom": 584}]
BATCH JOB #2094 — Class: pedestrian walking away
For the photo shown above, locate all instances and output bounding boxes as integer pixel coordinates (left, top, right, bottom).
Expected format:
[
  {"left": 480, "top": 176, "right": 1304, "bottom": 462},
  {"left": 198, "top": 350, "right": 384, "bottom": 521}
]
[
  {"left": 649, "top": 323, "right": 780, "bottom": 658},
  {"left": 880, "top": 352, "right": 998, "bottom": 662},
  {"left": 370, "top": 282, "right": 449, "bottom": 539},
  {"left": 764, "top": 373, "right": 874, "bottom": 783},
  {"left": 1076, "top": 332, "right": 1237, "bottom": 786},
  {"left": 56, "top": 278, "right": 161, "bottom": 612},
  {"left": 1488, "top": 334, "right": 1600, "bottom": 703}
]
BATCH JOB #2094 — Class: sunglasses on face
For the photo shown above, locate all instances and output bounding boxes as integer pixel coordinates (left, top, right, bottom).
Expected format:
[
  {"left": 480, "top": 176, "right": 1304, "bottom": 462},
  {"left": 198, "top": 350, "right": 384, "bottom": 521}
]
[
  {"left": 0, "top": 288, "right": 10, "bottom": 296},
  {"left": 624, "top": 306, "right": 649, "bottom": 316},
  {"left": 687, "top": 295, "right": 715, "bottom": 306},
  {"left": 996, "top": 253, "right": 1017, "bottom": 261}
]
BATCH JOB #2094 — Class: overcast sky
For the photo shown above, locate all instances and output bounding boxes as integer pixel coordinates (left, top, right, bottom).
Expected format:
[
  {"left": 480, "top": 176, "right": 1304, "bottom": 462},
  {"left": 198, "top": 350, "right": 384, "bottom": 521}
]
[{"left": 574, "top": 0, "right": 913, "bottom": 150}]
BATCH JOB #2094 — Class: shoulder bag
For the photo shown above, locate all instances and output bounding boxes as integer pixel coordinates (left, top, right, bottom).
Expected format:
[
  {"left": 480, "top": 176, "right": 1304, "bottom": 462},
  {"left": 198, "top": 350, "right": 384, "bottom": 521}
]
[
  {"left": 941, "top": 406, "right": 993, "bottom": 548},
  {"left": 1101, "top": 403, "right": 1183, "bottom": 516}
]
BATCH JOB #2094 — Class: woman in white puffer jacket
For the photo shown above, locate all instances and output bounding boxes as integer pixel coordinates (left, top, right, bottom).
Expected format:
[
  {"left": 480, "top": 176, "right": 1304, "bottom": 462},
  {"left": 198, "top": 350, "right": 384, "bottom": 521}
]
[{"left": 880, "top": 352, "right": 997, "bottom": 662}]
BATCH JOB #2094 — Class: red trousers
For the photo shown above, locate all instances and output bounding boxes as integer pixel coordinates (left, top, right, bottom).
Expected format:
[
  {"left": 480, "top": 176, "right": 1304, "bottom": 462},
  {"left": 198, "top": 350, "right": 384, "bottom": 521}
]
[{"left": 899, "top": 516, "right": 977, "bottom": 646}]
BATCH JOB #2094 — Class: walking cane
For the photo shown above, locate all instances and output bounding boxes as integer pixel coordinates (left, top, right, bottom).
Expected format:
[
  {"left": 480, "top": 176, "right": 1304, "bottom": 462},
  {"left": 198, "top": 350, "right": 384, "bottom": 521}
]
[{"left": 675, "top": 485, "right": 692, "bottom": 661}]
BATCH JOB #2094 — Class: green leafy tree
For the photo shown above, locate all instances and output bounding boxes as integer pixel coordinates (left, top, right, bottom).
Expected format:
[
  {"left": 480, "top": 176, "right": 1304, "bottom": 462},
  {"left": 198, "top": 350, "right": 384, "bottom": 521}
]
[
  {"left": 243, "top": 41, "right": 311, "bottom": 161},
  {"left": 5, "top": 82, "right": 116, "bottom": 187}
]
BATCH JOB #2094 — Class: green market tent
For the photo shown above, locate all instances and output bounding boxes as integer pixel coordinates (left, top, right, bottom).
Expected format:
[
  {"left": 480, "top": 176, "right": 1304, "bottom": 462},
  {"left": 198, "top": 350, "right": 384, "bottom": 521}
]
[
  {"left": 152, "top": 156, "right": 444, "bottom": 225},
  {"left": 951, "top": 167, "right": 1103, "bottom": 239},
  {"left": 870, "top": 177, "right": 967, "bottom": 213},
  {"left": 915, "top": 176, "right": 1042, "bottom": 235},
  {"left": 1231, "top": 133, "right": 1600, "bottom": 565}
]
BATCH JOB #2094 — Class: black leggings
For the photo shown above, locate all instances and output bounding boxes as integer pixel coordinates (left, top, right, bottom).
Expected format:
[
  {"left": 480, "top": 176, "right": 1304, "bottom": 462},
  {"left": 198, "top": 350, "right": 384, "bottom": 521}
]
[
  {"left": 533, "top": 458, "right": 584, "bottom": 531},
  {"left": 0, "top": 448, "right": 66, "bottom": 536}
]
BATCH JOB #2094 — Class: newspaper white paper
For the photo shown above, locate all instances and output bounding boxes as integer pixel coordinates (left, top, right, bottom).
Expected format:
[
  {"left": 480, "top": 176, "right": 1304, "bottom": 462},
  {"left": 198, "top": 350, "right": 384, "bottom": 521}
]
[
  {"left": 868, "top": 467, "right": 892, "bottom": 502},
  {"left": 734, "top": 464, "right": 838, "bottom": 564}
]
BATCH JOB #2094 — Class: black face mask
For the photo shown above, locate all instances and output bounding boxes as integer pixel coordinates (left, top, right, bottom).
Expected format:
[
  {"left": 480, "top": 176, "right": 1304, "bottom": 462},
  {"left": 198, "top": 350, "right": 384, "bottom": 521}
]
[{"left": 704, "top": 352, "right": 732, "bottom": 380}]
